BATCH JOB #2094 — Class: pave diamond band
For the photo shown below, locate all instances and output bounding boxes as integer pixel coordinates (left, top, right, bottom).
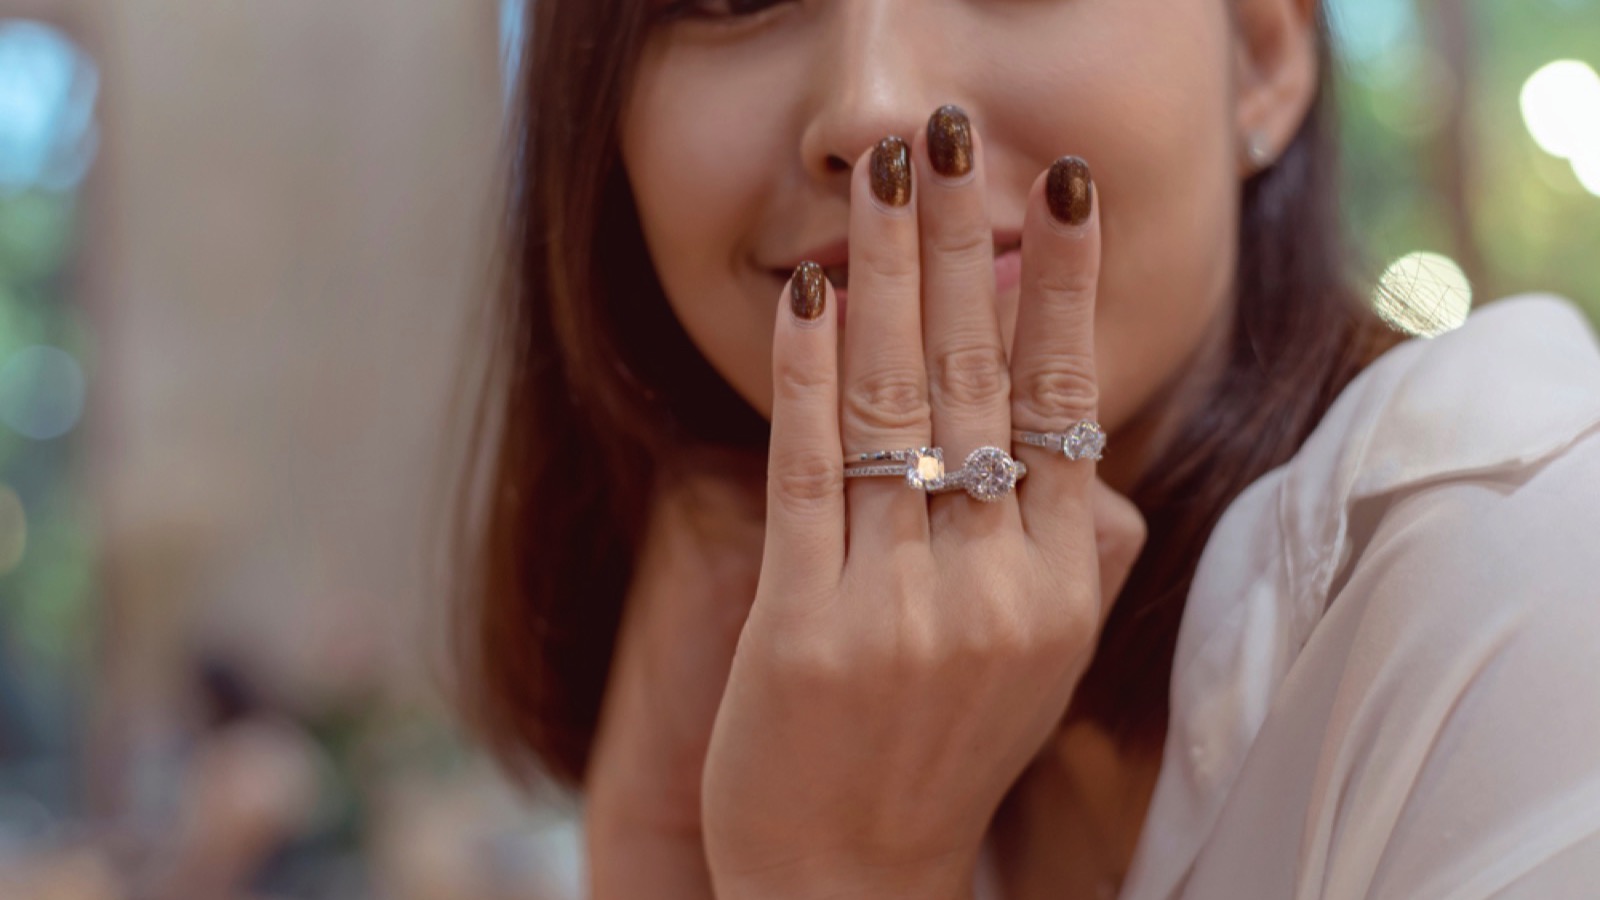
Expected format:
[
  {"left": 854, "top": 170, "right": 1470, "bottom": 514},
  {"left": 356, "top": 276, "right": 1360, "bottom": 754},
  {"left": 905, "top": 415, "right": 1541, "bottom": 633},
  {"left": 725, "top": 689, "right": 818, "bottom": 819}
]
[
  {"left": 1012, "top": 420, "right": 1107, "bottom": 462},
  {"left": 844, "top": 447, "right": 947, "bottom": 491},
  {"left": 843, "top": 445, "right": 1027, "bottom": 501}
]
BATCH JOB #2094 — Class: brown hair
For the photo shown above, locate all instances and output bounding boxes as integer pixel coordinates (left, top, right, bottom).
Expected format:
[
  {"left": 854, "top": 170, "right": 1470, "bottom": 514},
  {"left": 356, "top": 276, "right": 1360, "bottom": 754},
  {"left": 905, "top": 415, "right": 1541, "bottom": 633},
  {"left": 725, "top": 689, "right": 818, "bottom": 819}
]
[{"left": 452, "top": 1, "right": 1404, "bottom": 790}]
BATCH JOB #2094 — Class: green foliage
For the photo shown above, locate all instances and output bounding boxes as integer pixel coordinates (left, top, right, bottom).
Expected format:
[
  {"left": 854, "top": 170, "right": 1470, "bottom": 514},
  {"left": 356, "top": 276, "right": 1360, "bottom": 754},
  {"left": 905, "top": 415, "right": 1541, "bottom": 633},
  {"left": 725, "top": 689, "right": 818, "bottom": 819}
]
[{"left": 1335, "top": 0, "right": 1600, "bottom": 323}]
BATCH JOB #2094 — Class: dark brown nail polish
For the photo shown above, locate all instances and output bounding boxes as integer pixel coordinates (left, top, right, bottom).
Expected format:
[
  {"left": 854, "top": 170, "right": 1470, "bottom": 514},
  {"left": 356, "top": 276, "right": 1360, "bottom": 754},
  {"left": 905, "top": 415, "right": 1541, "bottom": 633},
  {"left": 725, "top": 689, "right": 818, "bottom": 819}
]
[
  {"left": 870, "top": 136, "right": 912, "bottom": 207},
  {"left": 1046, "top": 156, "right": 1094, "bottom": 227},
  {"left": 790, "top": 260, "right": 826, "bottom": 321},
  {"left": 927, "top": 105, "right": 973, "bottom": 179}
]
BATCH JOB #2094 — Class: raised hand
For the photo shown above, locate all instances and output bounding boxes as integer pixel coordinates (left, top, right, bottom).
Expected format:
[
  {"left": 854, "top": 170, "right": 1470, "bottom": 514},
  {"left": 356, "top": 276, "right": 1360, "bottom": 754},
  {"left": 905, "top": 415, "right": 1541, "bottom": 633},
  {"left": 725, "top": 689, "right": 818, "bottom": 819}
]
[{"left": 701, "top": 105, "right": 1145, "bottom": 898}]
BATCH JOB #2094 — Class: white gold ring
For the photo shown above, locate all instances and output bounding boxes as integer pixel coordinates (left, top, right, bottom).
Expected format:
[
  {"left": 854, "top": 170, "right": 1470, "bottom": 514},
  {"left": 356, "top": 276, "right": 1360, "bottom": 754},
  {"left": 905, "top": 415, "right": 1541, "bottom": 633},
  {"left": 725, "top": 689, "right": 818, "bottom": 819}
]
[
  {"left": 926, "top": 446, "right": 1027, "bottom": 502},
  {"left": 844, "top": 446, "right": 946, "bottom": 491},
  {"left": 1012, "top": 420, "right": 1106, "bottom": 462}
]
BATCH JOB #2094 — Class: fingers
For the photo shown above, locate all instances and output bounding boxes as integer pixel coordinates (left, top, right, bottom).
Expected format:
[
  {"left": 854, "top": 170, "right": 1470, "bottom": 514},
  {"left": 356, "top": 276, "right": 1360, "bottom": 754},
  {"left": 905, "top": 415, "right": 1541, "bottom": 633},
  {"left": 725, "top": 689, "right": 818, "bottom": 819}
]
[
  {"left": 914, "top": 105, "right": 1018, "bottom": 531},
  {"left": 764, "top": 262, "right": 845, "bottom": 587},
  {"left": 839, "top": 136, "right": 933, "bottom": 549},
  {"left": 1010, "top": 156, "right": 1102, "bottom": 541}
]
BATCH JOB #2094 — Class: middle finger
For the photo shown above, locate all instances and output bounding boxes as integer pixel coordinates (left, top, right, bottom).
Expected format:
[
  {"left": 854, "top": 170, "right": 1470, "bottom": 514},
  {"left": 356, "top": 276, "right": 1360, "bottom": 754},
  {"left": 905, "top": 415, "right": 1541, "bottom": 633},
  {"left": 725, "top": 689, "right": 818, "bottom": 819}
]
[{"left": 916, "top": 105, "right": 1019, "bottom": 528}]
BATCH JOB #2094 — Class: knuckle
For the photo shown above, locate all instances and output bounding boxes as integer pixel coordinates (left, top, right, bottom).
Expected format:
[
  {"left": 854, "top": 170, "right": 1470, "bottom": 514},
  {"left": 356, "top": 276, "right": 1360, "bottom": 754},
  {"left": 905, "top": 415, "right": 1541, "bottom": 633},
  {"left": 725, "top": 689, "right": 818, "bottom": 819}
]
[
  {"left": 929, "top": 342, "right": 1010, "bottom": 409},
  {"left": 1034, "top": 262, "right": 1098, "bottom": 301},
  {"left": 770, "top": 632, "right": 851, "bottom": 688},
  {"left": 770, "top": 450, "right": 843, "bottom": 514},
  {"left": 975, "top": 605, "right": 1033, "bottom": 659},
  {"left": 925, "top": 225, "right": 992, "bottom": 270},
  {"left": 856, "top": 235, "right": 920, "bottom": 287},
  {"left": 1014, "top": 360, "right": 1099, "bottom": 422},
  {"left": 843, "top": 366, "right": 930, "bottom": 433},
  {"left": 773, "top": 354, "right": 831, "bottom": 405},
  {"left": 885, "top": 602, "right": 942, "bottom": 676}
]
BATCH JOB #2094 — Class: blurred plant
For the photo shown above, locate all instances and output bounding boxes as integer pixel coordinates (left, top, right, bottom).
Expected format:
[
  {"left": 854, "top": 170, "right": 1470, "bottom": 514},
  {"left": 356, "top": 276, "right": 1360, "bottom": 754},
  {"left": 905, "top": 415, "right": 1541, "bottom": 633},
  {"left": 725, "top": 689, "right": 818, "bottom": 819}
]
[
  {"left": 0, "top": 17, "right": 98, "bottom": 829},
  {"left": 1333, "top": 0, "right": 1600, "bottom": 326}
]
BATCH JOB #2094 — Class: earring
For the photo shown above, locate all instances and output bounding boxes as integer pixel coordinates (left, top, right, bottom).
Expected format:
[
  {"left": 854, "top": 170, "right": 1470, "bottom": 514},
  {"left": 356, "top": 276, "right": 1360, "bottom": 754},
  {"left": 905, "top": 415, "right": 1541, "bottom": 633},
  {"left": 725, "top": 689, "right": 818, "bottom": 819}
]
[{"left": 1246, "top": 130, "right": 1273, "bottom": 170}]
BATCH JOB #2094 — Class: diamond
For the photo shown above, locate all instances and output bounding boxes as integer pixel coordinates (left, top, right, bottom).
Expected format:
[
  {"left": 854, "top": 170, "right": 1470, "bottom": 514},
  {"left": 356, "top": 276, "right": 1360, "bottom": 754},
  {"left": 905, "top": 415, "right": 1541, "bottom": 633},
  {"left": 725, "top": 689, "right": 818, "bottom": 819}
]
[
  {"left": 960, "top": 446, "right": 1018, "bottom": 502},
  {"left": 1062, "top": 420, "right": 1106, "bottom": 461},
  {"left": 903, "top": 447, "right": 945, "bottom": 490}
]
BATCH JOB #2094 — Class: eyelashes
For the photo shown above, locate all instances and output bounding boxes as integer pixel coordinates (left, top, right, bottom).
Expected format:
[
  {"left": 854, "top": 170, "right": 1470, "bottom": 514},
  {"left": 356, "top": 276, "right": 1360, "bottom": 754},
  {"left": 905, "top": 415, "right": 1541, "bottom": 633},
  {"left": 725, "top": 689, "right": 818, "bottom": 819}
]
[{"left": 650, "top": 0, "right": 794, "bottom": 26}]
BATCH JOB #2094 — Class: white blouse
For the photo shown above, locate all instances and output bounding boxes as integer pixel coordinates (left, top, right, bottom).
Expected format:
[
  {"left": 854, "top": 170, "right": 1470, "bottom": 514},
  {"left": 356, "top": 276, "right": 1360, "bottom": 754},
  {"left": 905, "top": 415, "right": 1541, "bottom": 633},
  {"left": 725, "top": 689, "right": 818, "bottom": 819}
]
[{"left": 1112, "top": 293, "right": 1600, "bottom": 899}]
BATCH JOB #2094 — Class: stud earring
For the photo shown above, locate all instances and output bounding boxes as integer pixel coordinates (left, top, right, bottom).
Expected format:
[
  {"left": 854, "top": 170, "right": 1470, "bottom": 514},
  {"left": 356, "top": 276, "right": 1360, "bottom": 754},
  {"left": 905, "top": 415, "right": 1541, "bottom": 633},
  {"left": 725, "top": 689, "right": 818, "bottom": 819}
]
[{"left": 1246, "top": 130, "right": 1273, "bottom": 170}]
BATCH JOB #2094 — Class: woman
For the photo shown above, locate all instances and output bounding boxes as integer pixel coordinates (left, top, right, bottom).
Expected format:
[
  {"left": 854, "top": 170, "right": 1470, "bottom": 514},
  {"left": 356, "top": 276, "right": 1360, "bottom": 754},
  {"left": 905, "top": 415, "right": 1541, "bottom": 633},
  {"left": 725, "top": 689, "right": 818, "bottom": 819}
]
[{"left": 453, "top": 0, "right": 1600, "bottom": 896}]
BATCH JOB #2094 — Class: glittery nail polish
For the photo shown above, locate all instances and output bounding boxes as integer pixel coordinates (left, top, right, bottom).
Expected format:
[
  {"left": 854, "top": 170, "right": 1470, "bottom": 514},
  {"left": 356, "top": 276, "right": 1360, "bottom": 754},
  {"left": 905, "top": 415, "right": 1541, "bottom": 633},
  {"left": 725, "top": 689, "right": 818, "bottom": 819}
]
[
  {"left": 870, "top": 136, "right": 912, "bottom": 207},
  {"left": 790, "top": 260, "right": 826, "bottom": 321},
  {"left": 1047, "top": 156, "right": 1093, "bottom": 227},
  {"left": 927, "top": 105, "right": 973, "bottom": 179}
]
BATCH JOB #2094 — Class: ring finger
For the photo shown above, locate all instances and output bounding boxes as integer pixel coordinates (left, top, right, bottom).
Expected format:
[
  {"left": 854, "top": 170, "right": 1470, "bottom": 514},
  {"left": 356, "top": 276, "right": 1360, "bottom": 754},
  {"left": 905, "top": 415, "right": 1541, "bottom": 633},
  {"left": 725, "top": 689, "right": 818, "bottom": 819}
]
[{"left": 1010, "top": 155, "right": 1102, "bottom": 547}]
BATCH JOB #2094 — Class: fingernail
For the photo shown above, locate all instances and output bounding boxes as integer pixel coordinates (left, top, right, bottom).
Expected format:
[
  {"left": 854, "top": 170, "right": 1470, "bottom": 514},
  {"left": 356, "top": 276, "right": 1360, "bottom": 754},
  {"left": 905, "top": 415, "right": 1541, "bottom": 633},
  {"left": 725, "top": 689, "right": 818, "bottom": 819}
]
[
  {"left": 790, "top": 261, "right": 826, "bottom": 321},
  {"left": 927, "top": 105, "right": 973, "bottom": 179},
  {"left": 1046, "top": 156, "right": 1093, "bottom": 227},
  {"left": 870, "top": 136, "right": 912, "bottom": 208}
]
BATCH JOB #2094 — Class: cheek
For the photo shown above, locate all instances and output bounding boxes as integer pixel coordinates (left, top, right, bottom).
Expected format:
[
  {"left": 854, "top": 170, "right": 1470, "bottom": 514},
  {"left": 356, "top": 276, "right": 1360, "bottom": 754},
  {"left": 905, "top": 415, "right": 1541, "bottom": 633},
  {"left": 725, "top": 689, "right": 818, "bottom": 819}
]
[
  {"left": 991, "top": 2, "right": 1239, "bottom": 431},
  {"left": 620, "top": 47, "right": 795, "bottom": 418}
]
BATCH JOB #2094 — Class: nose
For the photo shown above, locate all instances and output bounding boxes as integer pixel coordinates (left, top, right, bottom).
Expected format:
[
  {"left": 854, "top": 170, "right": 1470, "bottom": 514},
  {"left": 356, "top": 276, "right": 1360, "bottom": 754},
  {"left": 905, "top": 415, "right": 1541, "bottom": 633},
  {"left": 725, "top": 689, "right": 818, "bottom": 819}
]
[{"left": 798, "top": 1, "right": 942, "bottom": 181}]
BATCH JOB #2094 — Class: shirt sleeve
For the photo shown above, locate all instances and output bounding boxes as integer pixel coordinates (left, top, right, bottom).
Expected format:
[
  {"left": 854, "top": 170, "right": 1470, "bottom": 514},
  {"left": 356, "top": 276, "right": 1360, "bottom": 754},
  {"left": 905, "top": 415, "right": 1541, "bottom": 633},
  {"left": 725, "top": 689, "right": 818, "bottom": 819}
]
[{"left": 1307, "top": 427, "right": 1600, "bottom": 899}]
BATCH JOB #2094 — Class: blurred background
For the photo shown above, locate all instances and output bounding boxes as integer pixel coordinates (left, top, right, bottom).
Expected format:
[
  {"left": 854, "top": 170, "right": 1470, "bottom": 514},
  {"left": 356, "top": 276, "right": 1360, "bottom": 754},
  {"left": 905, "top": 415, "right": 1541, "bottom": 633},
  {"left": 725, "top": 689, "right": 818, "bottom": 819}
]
[{"left": 0, "top": 0, "right": 1595, "bottom": 897}]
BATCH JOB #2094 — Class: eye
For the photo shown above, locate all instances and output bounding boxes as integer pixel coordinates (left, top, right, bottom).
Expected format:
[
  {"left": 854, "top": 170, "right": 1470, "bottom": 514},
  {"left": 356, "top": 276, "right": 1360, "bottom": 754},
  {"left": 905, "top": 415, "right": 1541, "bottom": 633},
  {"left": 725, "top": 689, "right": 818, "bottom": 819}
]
[{"left": 651, "top": 0, "right": 794, "bottom": 25}]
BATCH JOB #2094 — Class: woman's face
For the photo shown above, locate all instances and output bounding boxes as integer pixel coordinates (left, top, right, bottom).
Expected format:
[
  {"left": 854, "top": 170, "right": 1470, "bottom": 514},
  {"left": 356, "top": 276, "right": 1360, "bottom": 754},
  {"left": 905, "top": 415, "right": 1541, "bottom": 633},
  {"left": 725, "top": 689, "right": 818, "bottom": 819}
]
[{"left": 619, "top": 0, "right": 1315, "bottom": 486}]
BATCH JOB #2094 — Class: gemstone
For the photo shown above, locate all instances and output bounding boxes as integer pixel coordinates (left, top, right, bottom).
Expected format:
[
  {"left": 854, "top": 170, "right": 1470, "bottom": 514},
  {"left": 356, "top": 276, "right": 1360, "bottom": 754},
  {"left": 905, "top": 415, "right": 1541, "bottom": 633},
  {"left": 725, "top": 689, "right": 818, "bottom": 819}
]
[
  {"left": 904, "top": 447, "right": 945, "bottom": 490},
  {"left": 961, "top": 446, "right": 1018, "bottom": 502},
  {"left": 1063, "top": 420, "right": 1106, "bottom": 461}
]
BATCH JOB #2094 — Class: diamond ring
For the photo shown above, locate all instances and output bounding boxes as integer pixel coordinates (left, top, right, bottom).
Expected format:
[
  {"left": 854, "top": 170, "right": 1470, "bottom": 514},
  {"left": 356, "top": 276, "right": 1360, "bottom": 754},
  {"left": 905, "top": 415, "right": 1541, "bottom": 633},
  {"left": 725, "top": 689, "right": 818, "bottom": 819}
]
[
  {"left": 1012, "top": 420, "right": 1106, "bottom": 462},
  {"left": 927, "top": 446, "right": 1027, "bottom": 502},
  {"left": 843, "top": 446, "right": 947, "bottom": 491}
]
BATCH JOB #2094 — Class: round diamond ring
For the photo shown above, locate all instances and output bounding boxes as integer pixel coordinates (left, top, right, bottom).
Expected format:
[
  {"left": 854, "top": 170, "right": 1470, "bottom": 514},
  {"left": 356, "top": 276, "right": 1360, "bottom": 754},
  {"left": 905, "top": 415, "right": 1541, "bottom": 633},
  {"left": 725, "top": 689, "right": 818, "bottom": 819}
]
[
  {"left": 928, "top": 446, "right": 1027, "bottom": 502},
  {"left": 1013, "top": 420, "right": 1106, "bottom": 462}
]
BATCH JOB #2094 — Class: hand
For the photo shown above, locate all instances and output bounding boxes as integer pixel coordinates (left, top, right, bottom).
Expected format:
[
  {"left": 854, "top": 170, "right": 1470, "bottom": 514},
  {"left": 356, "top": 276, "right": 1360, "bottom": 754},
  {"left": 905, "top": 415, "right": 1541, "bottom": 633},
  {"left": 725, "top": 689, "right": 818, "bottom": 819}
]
[
  {"left": 585, "top": 463, "right": 766, "bottom": 897},
  {"left": 701, "top": 107, "right": 1145, "bottom": 899}
]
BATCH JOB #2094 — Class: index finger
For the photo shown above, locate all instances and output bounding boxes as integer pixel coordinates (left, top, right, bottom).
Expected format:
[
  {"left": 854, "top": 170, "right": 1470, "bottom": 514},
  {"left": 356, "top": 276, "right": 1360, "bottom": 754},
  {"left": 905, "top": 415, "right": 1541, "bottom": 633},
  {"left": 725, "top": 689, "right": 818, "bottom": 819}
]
[{"left": 763, "top": 262, "right": 846, "bottom": 587}]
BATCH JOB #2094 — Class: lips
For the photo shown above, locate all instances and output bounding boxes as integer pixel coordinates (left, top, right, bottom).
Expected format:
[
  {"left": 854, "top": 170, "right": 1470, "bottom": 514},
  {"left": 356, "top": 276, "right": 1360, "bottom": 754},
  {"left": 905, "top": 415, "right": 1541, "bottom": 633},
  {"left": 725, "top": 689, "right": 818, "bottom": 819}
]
[{"left": 770, "top": 232, "right": 1024, "bottom": 298}]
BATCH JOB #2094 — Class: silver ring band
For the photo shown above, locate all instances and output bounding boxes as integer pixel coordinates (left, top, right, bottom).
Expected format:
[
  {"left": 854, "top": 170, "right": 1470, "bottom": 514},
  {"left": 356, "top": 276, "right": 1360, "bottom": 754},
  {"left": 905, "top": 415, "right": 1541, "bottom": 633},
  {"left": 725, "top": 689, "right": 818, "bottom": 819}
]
[
  {"left": 843, "top": 446, "right": 946, "bottom": 491},
  {"left": 1012, "top": 420, "right": 1106, "bottom": 462},
  {"left": 927, "top": 446, "right": 1027, "bottom": 502}
]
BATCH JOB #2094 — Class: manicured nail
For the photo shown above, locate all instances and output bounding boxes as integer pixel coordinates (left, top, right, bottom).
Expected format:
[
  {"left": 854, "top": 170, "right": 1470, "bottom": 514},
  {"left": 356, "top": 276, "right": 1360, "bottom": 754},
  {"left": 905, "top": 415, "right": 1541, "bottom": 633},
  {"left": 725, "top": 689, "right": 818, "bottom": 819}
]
[
  {"left": 790, "top": 261, "right": 826, "bottom": 321},
  {"left": 927, "top": 105, "right": 973, "bottom": 179},
  {"left": 870, "top": 136, "right": 912, "bottom": 207},
  {"left": 1046, "top": 156, "right": 1093, "bottom": 227}
]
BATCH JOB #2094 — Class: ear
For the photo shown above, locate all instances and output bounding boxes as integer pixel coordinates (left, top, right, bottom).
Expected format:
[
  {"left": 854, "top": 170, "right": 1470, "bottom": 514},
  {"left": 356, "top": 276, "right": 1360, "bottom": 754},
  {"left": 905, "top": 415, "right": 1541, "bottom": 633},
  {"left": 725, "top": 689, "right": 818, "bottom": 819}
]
[{"left": 1231, "top": 0, "right": 1321, "bottom": 177}]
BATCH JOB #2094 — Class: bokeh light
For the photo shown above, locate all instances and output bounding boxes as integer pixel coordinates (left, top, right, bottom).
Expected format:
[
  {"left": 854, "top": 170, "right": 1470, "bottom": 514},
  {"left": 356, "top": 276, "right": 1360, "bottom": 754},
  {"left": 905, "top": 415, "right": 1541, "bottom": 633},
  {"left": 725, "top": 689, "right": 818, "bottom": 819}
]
[
  {"left": 1329, "top": 0, "right": 1419, "bottom": 65},
  {"left": 1521, "top": 60, "right": 1600, "bottom": 160},
  {"left": 1374, "top": 251, "right": 1474, "bottom": 338},
  {"left": 0, "top": 19, "right": 100, "bottom": 192},
  {"left": 1574, "top": 150, "right": 1600, "bottom": 198},
  {"left": 0, "top": 482, "right": 24, "bottom": 574},
  {"left": 0, "top": 345, "right": 86, "bottom": 440},
  {"left": 1521, "top": 59, "right": 1600, "bottom": 199}
]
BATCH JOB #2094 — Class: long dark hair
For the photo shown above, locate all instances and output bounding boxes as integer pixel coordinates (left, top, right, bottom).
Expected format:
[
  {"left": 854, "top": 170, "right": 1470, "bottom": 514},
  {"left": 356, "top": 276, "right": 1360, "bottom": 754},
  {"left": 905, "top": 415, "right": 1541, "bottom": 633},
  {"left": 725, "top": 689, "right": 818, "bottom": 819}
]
[{"left": 451, "top": 0, "right": 1404, "bottom": 790}]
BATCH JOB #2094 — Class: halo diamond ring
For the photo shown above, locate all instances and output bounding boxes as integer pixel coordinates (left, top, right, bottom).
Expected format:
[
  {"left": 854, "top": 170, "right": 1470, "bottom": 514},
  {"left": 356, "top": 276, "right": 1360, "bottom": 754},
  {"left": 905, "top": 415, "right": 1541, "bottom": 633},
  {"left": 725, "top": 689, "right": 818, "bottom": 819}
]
[{"left": 927, "top": 446, "right": 1027, "bottom": 502}]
